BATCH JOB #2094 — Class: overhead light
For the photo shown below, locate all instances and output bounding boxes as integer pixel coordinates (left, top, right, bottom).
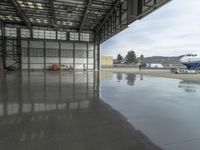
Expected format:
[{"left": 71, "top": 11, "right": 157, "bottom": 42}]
[
  {"left": 17, "top": 0, "right": 23, "bottom": 4},
  {"left": 36, "top": 18, "right": 41, "bottom": 23},
  {"left": 17, "top": 1, "right": 25, "bottom": 7},
  {"left": 27, "top": 2, "right": 34, "bottom": 8},
  {"left": 29, "top": 18, "right": 34, "bottom": 22},
  {"left": 14, "top": 17, "right": 21, "bottom": 21},
  {"left": 37, "top": 3, "right": 43, "bottom": 9},
  {"left": 20, "top": 4, "right": 26, "bottom": 7},
  {"left": 43, "top": 19, "right": 48, "bottom": 24},
  {"left": 68, "top": 21, "right": 73, "bottom": 26},
  {"left": 7, "top": 16, "right": 13, "bottom": 21},
  {"left": 0, "top": 15, "right": 6, "bottom": 20},
  {"left": 62, "top": 21, "right": 67, "bottom": 25}
]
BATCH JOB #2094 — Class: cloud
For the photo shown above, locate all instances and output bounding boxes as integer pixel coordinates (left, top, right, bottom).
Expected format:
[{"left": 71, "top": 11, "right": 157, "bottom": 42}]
[{"left": 101, "top": 0, "right": 200, "bottom": 58}]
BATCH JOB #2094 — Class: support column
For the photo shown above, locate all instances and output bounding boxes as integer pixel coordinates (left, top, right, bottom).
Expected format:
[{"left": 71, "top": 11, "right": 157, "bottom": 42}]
[
  {"left": 27, "top": 39, "right": 30, "bottom": 71},
  {"left": 93, "top": 42, "right": 96, "bottom": 70},
  {"left": 59, "top": 42, "right": 61, "bottom": 66},
  {"left": 1, "top": 23, "right": 6, "bottom": 69},
  {"left": 93, "top": 69, "right": 100, "bottom": 98},
  {"left": 86, "top": 43, "right": 89, "bottom": 70},
  {"left": 97, "top": 43, "right": 100, "bottom": 70},
  {"left": 43, "top": 41, "right": 46, "bottom": 70},
  {"left": 94, "top": 41, "right": 100, "bottom": 71},
  {"left": 73, "top": 42, "right": 75, "bottom": 69},
  {"left": 17, "top": 28, "right": 21, "bottom": 70},
  {"left": 30, "top": 29, "right": 33, "bottom": 38}
]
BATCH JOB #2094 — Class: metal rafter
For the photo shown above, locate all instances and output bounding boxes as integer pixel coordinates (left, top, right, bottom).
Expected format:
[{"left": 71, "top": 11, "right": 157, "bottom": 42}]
[
  {"left": 96, "top": 0, "right": 121, "bottom": 32},
  {"left": 79, "top": 0, "right": 93, "bottom": 31},
  {"left": 9, "top": 0, "right": 32, "bottom": 29},
  {"left": 49, "top": 0, "right": 57, "bottom": 29}
]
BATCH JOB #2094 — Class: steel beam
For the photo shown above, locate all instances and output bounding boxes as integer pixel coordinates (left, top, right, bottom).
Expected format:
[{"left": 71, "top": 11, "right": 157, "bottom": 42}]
[
  {"left": 96, "top": 0, "right": 121, "bottom": 32},
  {"left": 79, "top": 0, "right": 93, "bottom": 32},
  {"left": 138, "top": 0, "right": 171, "bottom": 19},
  {"left": 43, "top": 41, "right": 46, "bottom": 70},
  {"left": 9, "top": 0, "right": 32, "bottom": 29},
  {"left": 49, "top": 0, "right": 57, "bottom": 29},
  {"left": 17, "top": 28, "right": 21, "bottom": 70},
  {"left": 27, "top": 39, "right": 30, "bottom": 71},
  {"left": 1, "top": 23, "right": 6, "bottom": 69}
]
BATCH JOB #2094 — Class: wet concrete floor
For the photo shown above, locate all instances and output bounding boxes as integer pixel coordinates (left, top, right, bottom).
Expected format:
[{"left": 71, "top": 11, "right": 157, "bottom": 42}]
[
  {"left": 0, "top": 71, "right": 161, "bottom": 150},
  {"left": 101, "top": 72, "right": 200, "bottom": 150},
  {"left": 0, "top": 71, "right": 200, "bottom": 150}
]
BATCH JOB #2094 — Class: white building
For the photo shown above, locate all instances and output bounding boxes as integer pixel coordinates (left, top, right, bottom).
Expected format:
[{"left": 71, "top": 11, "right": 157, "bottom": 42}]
[{"left": 147, "top": 63, "right": 164, "bottom": 68}]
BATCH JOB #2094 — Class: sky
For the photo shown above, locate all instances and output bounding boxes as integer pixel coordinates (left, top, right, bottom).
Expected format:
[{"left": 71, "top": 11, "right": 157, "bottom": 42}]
[{"left": 101, "top": 0, "right": 200, "bottom": 58}]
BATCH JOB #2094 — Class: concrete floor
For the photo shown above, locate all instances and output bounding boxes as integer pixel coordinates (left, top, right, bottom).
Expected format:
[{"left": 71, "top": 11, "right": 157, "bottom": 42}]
[
  {"left": 101, "top": 72, "right": 200, "bottom": 150},
  {"left": 0, "top": 71, "right": 161, "bottom": 150},
  {"left": 102, "top": 68, "right": 200, "bottom": 81}
]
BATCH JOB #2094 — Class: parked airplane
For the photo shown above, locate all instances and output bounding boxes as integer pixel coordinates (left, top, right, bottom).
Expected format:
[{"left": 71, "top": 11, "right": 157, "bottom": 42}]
[{"left": 180, "top": 54, "right": 200, "bottom": 69}]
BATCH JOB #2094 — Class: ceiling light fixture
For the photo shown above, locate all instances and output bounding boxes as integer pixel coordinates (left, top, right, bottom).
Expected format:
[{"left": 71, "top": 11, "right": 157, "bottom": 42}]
[
  {"left": 17, "top": 1, "right": 25, "bottom": 7},
  {"left": 27, "top": 2, "right": 34, "bottom": 8},
  {"left": 29, "top": 18, "right": 34, "bottom": 22},
  {"left": 37, "top": 3, "right": 43, "bottom": 9},
  {"left": 7, "top": 16, "right": 13, "bottom": 21},
  {"left": 0, "top": 15, "right": 6, "bottom": 20},
  {"left": 36, "top": 18, "right": 41, "bottom": 23},
  {"left": 14, "top": 17, "right": 21, "bottom": 21},
  {"left": 43, "top": 19, "right": 48, "bottom": 24}
]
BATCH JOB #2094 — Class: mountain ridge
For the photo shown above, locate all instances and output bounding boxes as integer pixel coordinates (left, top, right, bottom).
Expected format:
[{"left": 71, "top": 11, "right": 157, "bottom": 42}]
[{"left": 143, "top": 55, "right": 184, "bottom": 66}]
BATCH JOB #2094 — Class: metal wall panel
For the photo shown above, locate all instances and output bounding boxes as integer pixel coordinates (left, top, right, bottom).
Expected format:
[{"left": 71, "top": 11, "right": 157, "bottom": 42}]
[
  {"left": 46, "top": 58, "right": 59, "bottom": 63},
  {"left": 30, "top": 41, "right": 44, "bottom": 48},
  {"left": 30, "top": 57, "right": 44, "bottom": 63},
  {"left": 21, "top": 40, "right": 95, "bottom": 70},
  {"left": 61, "top": 58, "right": 73, "bottom": 64},
  {"left": 21, "top": 40, "right": 28, "bottom": 48},
  {"left": 45, "top": 41, "right": 59, "bottom": 49},
  {"left": 75, "top": 43, "right": 87, "bottom": 50},
  {"left": 60, "top": 42, "right": 73, "bottom": 49}
]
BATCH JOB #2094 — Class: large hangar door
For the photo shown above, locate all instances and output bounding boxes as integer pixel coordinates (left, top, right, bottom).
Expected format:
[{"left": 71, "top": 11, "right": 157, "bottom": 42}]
[
  {"left": 127, "top": 0, "right": 170, "bottom": 24},
  {"left": 127, "top": 0, "right": 142, "bottom": 23}
]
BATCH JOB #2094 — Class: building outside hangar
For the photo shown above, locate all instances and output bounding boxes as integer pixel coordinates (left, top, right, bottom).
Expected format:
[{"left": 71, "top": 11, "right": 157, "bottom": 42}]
[{"left": 0, "top": 0, "right": 170, "bottom": 71}]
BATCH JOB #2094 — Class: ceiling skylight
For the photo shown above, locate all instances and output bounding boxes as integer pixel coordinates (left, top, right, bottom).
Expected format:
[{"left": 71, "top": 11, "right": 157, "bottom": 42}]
[
  {"left": 27, "top": 2, "right": 34, "bottom": 8},
  {"left": 37, "top": 3, "right": 43, "bottom": 9},
  {"left": 7, "top": 16, "right": 13, "bottom": 21},
  {"left": 17, "top": 1, "right": 25, "bottom": 7}
]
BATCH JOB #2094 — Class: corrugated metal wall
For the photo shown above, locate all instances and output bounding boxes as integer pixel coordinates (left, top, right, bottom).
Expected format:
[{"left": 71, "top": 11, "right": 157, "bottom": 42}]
[{"left": 21, "top": 40, "right": 98, "bottom": 70}]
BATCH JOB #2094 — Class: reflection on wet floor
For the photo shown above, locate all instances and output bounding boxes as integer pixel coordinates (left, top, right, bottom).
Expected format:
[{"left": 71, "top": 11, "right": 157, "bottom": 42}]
[
  {"left": 0, "top": 71, "right": 99, "bottom": 116},
  {"left": 101, "top": 72, "right": 200, "bottom": 150},
  {"left": 178, "top": 80, "right": 200, "bottom": 93},
  {"left": 0, "top": 71, "right": 161, "bottom": 150}
]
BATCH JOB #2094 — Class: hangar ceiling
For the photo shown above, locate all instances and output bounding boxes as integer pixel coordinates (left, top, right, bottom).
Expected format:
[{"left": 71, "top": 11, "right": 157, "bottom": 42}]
[{"left": 0, "top": 0, "right": 170, "bottom": 43}]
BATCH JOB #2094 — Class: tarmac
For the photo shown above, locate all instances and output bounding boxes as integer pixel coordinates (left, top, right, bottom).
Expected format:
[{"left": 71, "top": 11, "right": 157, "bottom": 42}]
[{"left": 102, "top": 68, "right": 200, "bottom": 81}]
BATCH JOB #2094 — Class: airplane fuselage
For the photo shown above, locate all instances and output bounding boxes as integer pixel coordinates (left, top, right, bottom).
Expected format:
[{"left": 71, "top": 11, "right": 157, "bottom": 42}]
[{"left": 180, "top": 54, "right": 200, "bottom": 69}]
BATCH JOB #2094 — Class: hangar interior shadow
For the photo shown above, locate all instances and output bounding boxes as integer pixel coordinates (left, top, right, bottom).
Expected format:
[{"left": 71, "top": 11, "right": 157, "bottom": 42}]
[{"left": 0, "top": 71, "right": 161, "bottom": 150}]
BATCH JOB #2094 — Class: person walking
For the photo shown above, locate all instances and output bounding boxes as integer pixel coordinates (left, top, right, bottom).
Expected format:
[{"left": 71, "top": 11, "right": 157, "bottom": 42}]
[{"left": 139, "top": 64, "right": 142, "bottom": 71}]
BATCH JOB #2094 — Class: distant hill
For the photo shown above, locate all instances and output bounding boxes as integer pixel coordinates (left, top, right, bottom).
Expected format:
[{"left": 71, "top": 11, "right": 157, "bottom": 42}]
[{"left": 143, "top": 55, "right": 184, "bottom": 67}]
